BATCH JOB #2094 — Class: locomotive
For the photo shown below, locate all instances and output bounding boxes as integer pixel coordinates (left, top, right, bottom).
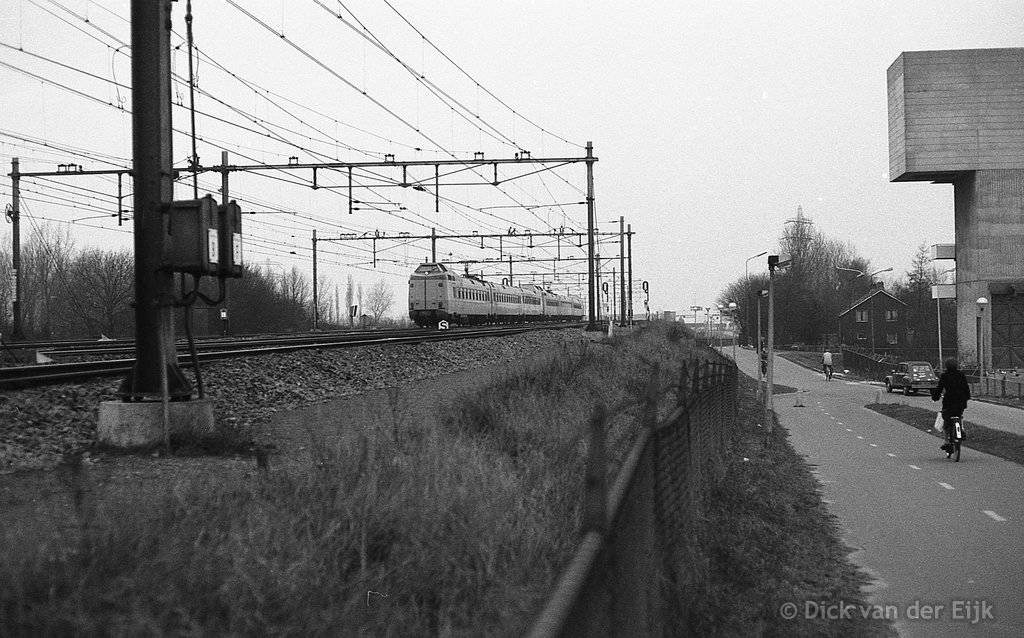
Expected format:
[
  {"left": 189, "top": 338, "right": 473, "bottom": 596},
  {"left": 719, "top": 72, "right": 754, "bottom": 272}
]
[{"left": 409, "top": 262, "right": 584, "bottom": 327}]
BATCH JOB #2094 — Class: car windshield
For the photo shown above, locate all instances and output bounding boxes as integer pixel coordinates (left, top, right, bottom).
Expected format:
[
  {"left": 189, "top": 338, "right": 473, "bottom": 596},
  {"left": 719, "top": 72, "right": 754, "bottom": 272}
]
[{"left": 911, "top": 365, "right": 933, "bottom": 373}]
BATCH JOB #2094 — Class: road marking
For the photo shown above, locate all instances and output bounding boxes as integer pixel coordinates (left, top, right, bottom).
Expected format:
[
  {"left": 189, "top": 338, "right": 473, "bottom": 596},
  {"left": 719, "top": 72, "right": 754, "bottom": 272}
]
[
  {"left": 983, "top": 510, "right": 1007, "bottom": 522},
  {"left": 886, "top": 453, "right": 897, "bottom": 457},
  {"left": 846, "top": 428, "right": 853, "bottom": 432},
  {"left": 837, "top": 421, "right": 844, "bottom": 425},
  {"left": 909, "top": 464, "right": 921, "bottom": 470},
  {"left": 869, "top": 443, "right": 878, "bottom": 447},
  {"left": 845, "top": 382, "right": 858, "bottom": 386},
  {"left": 938, "top": 482, "right": 954, "bottom": 490}
]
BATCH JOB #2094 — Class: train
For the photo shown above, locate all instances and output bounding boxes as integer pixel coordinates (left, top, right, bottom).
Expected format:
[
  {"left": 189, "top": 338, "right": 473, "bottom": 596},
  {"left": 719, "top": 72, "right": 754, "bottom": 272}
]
[{"left": 409, "top": 262, "right": 585, "bottom": 327}]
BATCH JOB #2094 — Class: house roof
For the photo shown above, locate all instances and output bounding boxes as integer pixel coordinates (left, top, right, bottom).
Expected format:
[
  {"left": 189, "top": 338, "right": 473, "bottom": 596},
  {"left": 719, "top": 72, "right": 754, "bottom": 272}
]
[{"left": 838, "top": 287, "right": 907, "bottom": 317}]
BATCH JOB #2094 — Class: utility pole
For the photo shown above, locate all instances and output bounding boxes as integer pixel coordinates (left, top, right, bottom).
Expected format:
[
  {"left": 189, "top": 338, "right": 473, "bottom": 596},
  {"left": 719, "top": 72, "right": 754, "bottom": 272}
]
[
  {"left": 220, "top": 150, "right": 229, "bottom": 204},
  {"left": 618, "top": 215, "right": 626, "bottom": 327},
  {"left": 611, "top": 267, "right": 617, "bottom": 324},
  {"left": 767, "top": 263, "right": 775, "bottom": 418},
  {"left": 431, "top": 227, "right": 436, "bottom": 262},
  {"left": 585, "top": 141, "right": 597, "bottom": 330},
  {"left": 9, "top": 158, "right": 23, "bottom": 340},
  {"left": 122, "top": 0, "right": 189, "bottom": 399},
  {"left": 627, "top": 224, "right": 633, "bottom": 326},
  {"left": 756, "top": 290, "right": 765, "bottom": 401},
  {"left": 312, "top": 229, "right": 319, "bottom": 330}
]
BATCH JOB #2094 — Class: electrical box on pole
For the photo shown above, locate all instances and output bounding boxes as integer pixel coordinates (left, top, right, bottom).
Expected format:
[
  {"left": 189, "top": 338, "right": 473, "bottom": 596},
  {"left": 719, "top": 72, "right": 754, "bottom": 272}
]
[
  {"left": 218, "top": 200, "right": 243, "bottom": 278},
  {"left": 166, "top": 195, "right": 220, "bottom": 275},
  {"left": 164, "top": 194, "right": 244, "bottom": 278}
]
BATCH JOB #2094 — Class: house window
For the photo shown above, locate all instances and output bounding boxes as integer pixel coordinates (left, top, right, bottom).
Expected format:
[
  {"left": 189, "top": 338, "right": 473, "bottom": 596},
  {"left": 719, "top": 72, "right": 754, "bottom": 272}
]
[
  {"left": 885, "top": 310, "right": 898, "bottom": 322},
  {"left": 887, "top": 333, "right": 899, "bottom": 345},
  {"left": 855, "top": 310, "right": 868, "bottom": 323},
  {"left": 856, "top": 332, "right": 867, "bottom": 341}
]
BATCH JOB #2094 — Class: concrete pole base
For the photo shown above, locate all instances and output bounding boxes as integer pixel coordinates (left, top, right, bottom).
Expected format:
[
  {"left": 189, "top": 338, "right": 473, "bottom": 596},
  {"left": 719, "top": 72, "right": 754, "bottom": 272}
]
[{"left": 97, "top": 399, "right": 215, "bottom": 449}]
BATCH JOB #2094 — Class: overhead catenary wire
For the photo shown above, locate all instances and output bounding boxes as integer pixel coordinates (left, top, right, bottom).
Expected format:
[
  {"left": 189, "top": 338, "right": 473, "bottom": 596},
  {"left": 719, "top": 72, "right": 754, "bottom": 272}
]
[{"left": 3, "top": 1, "right": 590, "bottom": 287}]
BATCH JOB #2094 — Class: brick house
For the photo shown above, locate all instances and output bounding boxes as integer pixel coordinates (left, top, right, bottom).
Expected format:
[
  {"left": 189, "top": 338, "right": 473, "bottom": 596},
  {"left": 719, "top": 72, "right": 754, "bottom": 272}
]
[{"left": 838, "top": 286, "right": 908, "bottom": 357}]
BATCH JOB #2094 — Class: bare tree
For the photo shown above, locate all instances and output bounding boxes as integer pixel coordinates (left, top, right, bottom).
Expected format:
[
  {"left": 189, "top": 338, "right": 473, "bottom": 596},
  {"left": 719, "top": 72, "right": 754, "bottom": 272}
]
[
  {"left": 366, "top": 278, "right": 395, "bottom": 324},
  {"left": 345, "top": 274, "right": 355, "bottom": 327},
  {"left": 357, "top": 282, "right": 364, "bottom": 323},
  {"left": 0, "top": 239, "right": 11, "bottom": 334},
  {"left": 69, "top": 247, "right": 134, "bottom": 337},
  {"left": 21, "top": 224, "right": 76, "bottom": 338}
]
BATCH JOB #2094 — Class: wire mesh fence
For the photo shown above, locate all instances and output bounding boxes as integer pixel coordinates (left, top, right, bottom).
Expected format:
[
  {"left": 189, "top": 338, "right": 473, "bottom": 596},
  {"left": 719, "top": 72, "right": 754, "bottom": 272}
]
[{"left": 527, "top": 348, "right": 738, "bottom": 637}]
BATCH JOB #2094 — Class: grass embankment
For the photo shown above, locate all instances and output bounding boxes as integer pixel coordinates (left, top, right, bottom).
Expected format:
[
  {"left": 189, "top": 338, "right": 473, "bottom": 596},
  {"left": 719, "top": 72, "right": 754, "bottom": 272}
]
[
  {"left": 688, "top": 373, "right": 895, "bottom": 637},
  {"left": 0, "top": 325, "right": 894, "bottom": 636},
  {"left": 0, "top": 326, "right": 690, "bottom": 636},
  {"left": 866, "top": 403, "right": 1024, "bottom": 466}
]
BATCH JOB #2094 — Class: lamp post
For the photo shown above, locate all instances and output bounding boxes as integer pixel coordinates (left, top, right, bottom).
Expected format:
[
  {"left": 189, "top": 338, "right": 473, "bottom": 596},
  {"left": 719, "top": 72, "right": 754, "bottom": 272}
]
[
  {"left": 756, "top": 289, "right": 767, "bottom": 400},
  {"left": 728, "top": 301, "right": 738, "bottom": 359},
  {"left": 977, "top": 296, "right": 989, "bottom": 378},
  {"left": 745, "top": 251, "right": 767, "bottom": 345},
  {"left": 866, "top": 267, "right": 893, "bottom": 357},
  {"left": 836, "top": 266, "right": 891, "bottom": 357},
  {"left": 936, "top": 267, "right": 955, "bottom": 366}
]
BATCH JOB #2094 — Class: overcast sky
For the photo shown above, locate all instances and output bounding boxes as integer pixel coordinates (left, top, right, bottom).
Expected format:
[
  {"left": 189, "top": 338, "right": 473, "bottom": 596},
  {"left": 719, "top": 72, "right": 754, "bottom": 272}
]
[{"left": 2, "top": 1, "right": 1022, "bottom": 319}]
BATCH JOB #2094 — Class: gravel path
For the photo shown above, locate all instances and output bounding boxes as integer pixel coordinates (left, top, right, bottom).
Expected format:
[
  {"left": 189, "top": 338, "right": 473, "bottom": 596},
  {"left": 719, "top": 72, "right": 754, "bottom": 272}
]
[{"left": 0, "top": 329, "right": 582, "bottom": 475}]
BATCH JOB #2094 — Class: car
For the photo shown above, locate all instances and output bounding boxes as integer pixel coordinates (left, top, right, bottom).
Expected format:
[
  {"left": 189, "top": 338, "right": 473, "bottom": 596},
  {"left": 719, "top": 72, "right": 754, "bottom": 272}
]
[{"left": 885, "top": 361, "right": 939, "bottom": 395}]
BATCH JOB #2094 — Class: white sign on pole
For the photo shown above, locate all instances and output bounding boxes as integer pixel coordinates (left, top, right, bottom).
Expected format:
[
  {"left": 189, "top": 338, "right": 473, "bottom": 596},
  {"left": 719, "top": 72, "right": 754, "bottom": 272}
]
[
  {"left": 930, "top": 244, "right": 956, "bottom": 260},
  {"left": 931, "top": 284, "right": 956, "bottom": 299}
]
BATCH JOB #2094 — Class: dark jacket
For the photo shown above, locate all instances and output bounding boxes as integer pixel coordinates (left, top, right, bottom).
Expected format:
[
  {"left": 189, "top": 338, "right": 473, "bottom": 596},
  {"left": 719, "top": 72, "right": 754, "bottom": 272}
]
[{"left": 931, "top": 369, "right": 971, "bottom": 413}]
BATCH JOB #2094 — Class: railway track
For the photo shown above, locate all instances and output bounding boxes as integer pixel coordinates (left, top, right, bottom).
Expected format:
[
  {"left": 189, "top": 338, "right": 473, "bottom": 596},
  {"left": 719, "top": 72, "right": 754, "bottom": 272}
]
[{"left": 0, "top": 323, "right": 584, "bottom": 389}]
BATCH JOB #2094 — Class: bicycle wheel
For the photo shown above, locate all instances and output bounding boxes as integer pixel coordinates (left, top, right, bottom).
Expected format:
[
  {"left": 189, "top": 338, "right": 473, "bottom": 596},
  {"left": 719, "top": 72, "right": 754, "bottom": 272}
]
[{"left": 954, "top": 441, "right": 961, "bottom": 462}]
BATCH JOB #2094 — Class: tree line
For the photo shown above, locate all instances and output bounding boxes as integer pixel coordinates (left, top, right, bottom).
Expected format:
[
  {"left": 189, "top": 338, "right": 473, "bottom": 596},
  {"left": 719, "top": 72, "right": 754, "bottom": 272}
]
[
  {"left": 717, "top": 220, "right": 955, "bottom": 356},
  {"left": 0, "top": 224, "right": 400, "bottom": 341}
]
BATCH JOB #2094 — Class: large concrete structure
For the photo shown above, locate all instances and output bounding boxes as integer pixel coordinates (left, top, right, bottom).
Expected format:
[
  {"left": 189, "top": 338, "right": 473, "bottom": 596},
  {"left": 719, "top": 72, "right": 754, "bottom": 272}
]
[{"left": 888, "top": 48, "right": 1024, "bottom": 370}]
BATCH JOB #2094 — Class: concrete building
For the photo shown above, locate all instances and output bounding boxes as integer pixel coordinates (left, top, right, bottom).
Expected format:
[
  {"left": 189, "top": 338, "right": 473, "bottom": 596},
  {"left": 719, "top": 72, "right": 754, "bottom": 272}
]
[{"left": 888, "top": 48, "right": 1024, "bottom": 371}]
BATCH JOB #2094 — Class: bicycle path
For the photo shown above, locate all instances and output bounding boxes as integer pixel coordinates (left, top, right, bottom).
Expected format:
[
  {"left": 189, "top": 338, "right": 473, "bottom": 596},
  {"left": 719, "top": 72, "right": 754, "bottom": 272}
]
[
  {"left": 734, "top": 348, "right": 1024, "bottom": 638},
  {"left": 780, "top": 353, "right": 1024, "bottom": 437}
]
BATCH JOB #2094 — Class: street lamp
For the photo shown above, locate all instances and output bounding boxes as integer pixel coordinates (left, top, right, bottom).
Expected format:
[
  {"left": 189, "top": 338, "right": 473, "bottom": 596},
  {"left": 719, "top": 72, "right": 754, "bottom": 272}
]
[
  {"left": 936, "top": 267, "right": 955, "bottom": 366},
  {"left": 756, "top": 289, "right": 768, "bottom": 399},
  {"left": 837, "top": 266, "right": 891, "bottom": 357},
  {"left": 977, "top": 296, "right": 989, "bottom": 378},
  {"left": 745, "top": 251, "right": 768, "bottom": 345},
  {"left": 728, "top": 301, "right": 738, "bottom": 359},
  {"left": 866, "top": 268, "right": 893, "bottom": 357}
]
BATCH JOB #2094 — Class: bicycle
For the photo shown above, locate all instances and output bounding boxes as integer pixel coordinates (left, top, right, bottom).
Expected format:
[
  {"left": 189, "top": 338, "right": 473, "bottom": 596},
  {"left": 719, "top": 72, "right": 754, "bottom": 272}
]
[
  {"left": 823, "top": 364, "right": 834, "bottom": 381},
  {"left": 942, "top": 415, "right": 965, "bottom": 462}
]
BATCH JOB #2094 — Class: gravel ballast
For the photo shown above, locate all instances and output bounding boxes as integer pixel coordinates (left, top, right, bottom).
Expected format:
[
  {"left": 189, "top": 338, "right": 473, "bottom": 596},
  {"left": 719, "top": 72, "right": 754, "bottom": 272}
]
[{"left": 0, "top": 329, "right": 582, "bottom": 474}]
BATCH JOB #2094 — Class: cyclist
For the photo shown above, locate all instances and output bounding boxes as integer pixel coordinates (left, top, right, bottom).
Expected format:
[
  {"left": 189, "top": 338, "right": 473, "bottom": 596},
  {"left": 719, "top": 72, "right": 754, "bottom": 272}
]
[
  {"left": 822, "top": 350, "right": 834, "bottom": 381},
  {"left": 930, "top": 359, "right": 971, "bottom": 457}
]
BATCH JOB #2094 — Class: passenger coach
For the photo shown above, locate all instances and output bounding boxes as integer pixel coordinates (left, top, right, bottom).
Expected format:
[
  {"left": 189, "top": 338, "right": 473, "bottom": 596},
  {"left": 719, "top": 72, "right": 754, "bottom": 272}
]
[{"left": 408, "top": 262, "right": 584, "bottom": 327}]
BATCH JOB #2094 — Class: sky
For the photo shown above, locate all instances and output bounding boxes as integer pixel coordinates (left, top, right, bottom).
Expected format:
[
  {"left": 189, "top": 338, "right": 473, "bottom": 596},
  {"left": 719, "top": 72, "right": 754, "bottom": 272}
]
[{"left": 1, "top": 1, "right": 1022, "bottom": 320}]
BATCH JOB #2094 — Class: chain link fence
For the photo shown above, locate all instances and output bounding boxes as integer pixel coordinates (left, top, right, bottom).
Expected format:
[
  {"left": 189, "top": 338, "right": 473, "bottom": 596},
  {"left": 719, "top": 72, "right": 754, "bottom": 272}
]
[{"left": 526, "top": 348, "right": 738, "bottom": 637}]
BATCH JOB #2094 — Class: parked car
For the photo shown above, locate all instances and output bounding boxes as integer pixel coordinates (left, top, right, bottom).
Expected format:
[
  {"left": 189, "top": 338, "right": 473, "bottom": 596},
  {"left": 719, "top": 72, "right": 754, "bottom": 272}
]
[{"left": 885, "top": 361, "right": 939, "bottom": 395}]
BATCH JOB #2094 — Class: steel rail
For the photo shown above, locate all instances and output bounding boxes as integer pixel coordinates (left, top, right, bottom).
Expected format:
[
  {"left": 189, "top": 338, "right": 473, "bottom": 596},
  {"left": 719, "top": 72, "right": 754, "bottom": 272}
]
[{"left": 0, "top": 323, "right": 583, "bottom": 389}]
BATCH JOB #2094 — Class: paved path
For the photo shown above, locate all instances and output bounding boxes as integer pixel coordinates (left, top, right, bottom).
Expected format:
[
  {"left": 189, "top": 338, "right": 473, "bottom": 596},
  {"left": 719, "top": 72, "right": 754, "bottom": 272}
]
[
  {"left": 791, "top": 357, "right": 1024, "bottom": 437},
  {"left": 733, "top": 347, "right": 1024, "bottom": 638}
]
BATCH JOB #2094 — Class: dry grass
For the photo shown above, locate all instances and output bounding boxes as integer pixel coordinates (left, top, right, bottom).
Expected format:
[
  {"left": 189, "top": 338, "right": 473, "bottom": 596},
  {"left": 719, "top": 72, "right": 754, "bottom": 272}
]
[
  {"left": 688, "top": 374, "right": 896, "bottom": 637},
  {"left": 0, "top": 325, "right": 694, "bottom": 637},
  {"left": 866, "top": 402, "right": 1024, "bottom": 466}
]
